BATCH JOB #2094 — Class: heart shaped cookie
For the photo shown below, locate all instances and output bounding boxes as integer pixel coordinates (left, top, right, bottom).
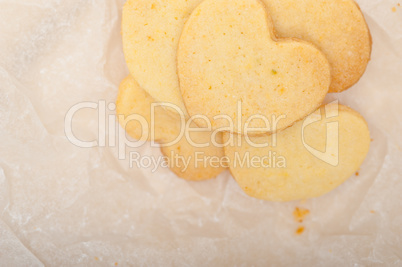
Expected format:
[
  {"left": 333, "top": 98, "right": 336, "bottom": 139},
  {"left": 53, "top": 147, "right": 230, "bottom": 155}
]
[
  {"left": 223, "top": 103, "right": 371, "bottom": 202},
  {"left": 177, "top": 0, "right": 331, "bottom": 134},
  {"left": 264, "top": 0, "right": 371, "bottom": 92},
  {"left": 122, "top": 0, "right": 370, "bottom": 114}
]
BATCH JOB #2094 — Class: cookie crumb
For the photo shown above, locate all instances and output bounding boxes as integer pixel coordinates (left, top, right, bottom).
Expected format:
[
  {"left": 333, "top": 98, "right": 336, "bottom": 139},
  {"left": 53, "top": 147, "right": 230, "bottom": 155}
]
[
  {"left": 115, "top": 263, "right": 118, "bottom": 266},
  {"left": 370, "top": 210, "right": 376, "bottom": 214},
  {"left": 94, "top": 257, "right": 99, "bottom": 261},
  {"left": 293, "top": 207, "right": 310, "bottom": 223},
  {"left": 392, "top": 7, "right": 397, "bottom": 12},
  {"left": 296, "top": 227, "right": 305, "bottom": 235},
  {"left": 355, "top": 171, "right": 359, "bottom": 176}
]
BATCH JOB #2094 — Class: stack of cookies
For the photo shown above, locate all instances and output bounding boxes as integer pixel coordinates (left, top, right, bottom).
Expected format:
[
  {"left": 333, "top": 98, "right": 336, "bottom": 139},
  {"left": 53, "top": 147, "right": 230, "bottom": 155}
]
[{"left": 117, "top": 0, "right": 372, "bottom": 201}]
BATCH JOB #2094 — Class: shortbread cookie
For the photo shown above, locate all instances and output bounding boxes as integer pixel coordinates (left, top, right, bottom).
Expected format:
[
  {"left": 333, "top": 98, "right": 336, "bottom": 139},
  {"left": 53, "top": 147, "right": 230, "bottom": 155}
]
[
  {"left": 178, "top": 0, "right": 330, "bottom": 134},
  {"left": 161, "top": 129, "right": 227, "bottom": 181},
  {"left": 122, "top": 0, "right": 203, "bottom": 114},
  {"left": 264, "top": 0, "right": 371, "bottom": 92},
  {"left": 116, "top": 76, "right": 226, "bottom": 180},
  {"left": 122, "top": 0, "right": 370, "bottom": 115},
  {"left": 223, "top": 104, "right": 371, "bottom": 202},
  {"left": 116, "top": 76, "right": 182, "bottom": 143}
]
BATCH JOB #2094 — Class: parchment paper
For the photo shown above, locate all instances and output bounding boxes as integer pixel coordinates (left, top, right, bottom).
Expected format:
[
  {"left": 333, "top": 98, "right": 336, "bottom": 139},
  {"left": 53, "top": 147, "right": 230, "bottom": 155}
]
[{"left": 0, "top": 0, "right": 401, "bottom": 265}]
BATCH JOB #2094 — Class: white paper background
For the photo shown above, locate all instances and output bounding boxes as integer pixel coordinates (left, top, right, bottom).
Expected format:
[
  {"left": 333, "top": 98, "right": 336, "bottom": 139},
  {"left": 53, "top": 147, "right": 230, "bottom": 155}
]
[{"left": 0, "top": 0, "right": 401, "bottom": 265}]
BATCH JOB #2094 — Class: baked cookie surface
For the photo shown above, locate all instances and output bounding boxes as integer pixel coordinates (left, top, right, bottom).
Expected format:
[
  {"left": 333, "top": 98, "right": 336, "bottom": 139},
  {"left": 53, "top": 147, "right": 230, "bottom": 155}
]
[
  {"left": 116, "top": 76, "right": 226, "bottom": 181},
  {"left": 122, "top": 0, "right": 203, "bottom": 114},
  {"left": 178, "top": 0, "right": 330, "bottom": 134},
  {"left": 263, "top": 0, "right": 371, "bottom": 92},
  {"left": 223, "top": 104, "right": 371, "bottom": 202},
  {"left": 116, "top": 76, "right": 182, "bottom": 143},
  {"left": 161, "top": 128, "right": 227, "bottom": 181},
  {"left": 122, "top": 0, "right": 370, "bottom": 113}
]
